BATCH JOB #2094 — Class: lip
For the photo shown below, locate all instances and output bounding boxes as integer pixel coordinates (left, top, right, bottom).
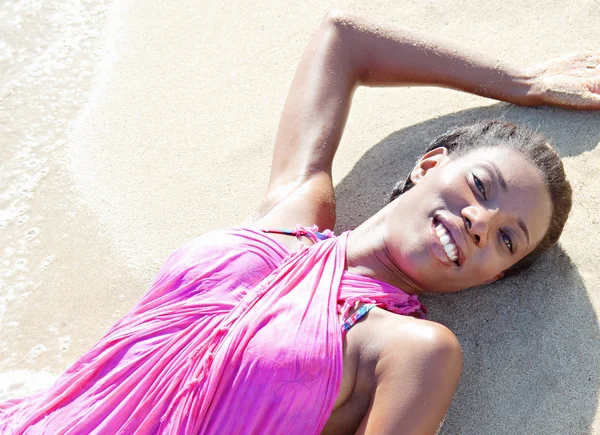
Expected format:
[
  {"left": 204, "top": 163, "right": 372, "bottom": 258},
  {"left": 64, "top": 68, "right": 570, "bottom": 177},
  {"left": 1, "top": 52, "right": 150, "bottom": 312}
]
[
  {"left": 429, "top": 219, "right": 456, "bottom": 267},
  {"left": 432, "top": 213, "right": 467, "bottom": 267}
]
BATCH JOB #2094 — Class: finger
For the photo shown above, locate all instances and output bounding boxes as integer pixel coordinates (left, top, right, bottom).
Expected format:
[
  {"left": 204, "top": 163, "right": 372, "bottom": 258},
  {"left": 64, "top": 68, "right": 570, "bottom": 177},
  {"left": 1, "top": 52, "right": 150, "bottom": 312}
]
[
  {"left": 579, "top": 91, "right": 600, "bottom": 110},
  {"left": 555, "top": 89, "right": 600, "bottom": 110},
  {"left": 581, "top": 52, "right": 600, "bottom": 71},
  {"left": 584, "top": 52, "right": 600, "bottom": 64},
  {"left": 586, "top": 78, "right": 600, "bottom": 95},
  {"left": 585, "top": 56, "right": 600, "bottom": 70},
  {"left": 578, "top": 66, "right": 600, "bottom": 78}
]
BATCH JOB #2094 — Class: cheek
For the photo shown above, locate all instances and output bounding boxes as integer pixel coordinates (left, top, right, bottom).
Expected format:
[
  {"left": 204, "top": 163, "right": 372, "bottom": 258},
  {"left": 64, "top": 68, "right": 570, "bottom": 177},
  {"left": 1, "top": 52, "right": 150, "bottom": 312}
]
[
  {"left": 469, "top": 248, "right": 513, "bottom": 281},
  {"left": 433, "top": 169, "right": 472, "bottom": 203}
]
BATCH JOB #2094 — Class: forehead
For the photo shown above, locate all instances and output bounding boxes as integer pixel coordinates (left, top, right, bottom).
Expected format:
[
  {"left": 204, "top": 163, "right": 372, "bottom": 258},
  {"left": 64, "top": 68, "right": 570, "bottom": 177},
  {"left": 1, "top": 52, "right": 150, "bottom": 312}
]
[{"left": 458, "top": 147, "right": 552, "bottom": 248}]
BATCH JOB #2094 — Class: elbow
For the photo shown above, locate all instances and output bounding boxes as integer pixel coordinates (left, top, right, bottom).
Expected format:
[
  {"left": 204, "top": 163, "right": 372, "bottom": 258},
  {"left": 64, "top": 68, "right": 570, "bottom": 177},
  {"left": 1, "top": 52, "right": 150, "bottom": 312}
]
[
  {"left": 322, "top": 9, "right": 359, "bottom": 32},
  {"left": 323, "top": 9, "right": 351, "bottom": 26},
  {"left": 320, "top": 10, "right": 365, "bottom": 82}
]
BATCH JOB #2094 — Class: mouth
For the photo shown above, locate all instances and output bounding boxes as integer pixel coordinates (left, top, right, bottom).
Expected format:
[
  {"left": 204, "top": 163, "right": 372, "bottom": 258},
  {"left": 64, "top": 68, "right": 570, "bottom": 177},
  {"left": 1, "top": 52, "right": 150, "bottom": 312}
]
[{"left": 431, "top": 215, "right": 465, "bottom": 267}]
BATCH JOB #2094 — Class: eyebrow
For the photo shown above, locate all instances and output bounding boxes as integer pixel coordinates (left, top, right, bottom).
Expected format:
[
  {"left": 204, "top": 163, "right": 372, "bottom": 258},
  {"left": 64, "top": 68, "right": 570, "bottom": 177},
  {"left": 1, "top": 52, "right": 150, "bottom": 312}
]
[
  {"left": 482, "top": 161, "right": 507, "bottom": 192},
  {"left": 517, "top": 218, "right": 531, "bottom": 248}
]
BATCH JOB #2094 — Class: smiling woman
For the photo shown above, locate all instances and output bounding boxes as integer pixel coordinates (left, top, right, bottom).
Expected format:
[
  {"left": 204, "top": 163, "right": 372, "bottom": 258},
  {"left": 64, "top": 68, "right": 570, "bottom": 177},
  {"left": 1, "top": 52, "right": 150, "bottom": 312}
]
[
  {"left": 366, "top": 143, "right": 553, "bottom": 293},
  {"left": 347, "top": 120, "right": 570, "bottom": 294},
  {"left": 0, "top": 9, "right": 598, "bottom": 435},
  {"left": 388, "top": 121, "right": 572, "bottom": 278}
]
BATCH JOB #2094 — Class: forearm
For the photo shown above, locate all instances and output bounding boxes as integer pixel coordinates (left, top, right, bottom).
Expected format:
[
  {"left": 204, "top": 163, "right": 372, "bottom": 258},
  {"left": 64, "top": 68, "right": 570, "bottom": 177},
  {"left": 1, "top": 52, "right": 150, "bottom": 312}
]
[
  {"left": 333, "top": 11, "right": 539, "bottom": 106},
  {"left": 266, "top": 10, "right": 541, "bottom": 206}
]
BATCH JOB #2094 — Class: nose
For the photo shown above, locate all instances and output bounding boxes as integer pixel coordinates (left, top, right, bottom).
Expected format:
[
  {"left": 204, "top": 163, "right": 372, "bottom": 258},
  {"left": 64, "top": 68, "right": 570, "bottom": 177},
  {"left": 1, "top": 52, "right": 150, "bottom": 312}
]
[{"left": 462, "top": 205, "right": 493, "bottom": 247}]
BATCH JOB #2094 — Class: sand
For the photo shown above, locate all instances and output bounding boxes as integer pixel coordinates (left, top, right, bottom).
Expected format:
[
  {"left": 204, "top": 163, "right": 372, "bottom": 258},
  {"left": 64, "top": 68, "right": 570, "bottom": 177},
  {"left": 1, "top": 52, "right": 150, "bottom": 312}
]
[{"left": 1, "top": 0, "right": 599, "bottom": 433}]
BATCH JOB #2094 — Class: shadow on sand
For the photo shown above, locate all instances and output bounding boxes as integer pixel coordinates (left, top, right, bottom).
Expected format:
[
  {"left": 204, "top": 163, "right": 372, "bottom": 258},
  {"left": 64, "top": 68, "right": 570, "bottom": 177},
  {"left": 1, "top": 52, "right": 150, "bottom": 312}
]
[{"left": 334, "top": 103, "right": 600, "bottom": 434}]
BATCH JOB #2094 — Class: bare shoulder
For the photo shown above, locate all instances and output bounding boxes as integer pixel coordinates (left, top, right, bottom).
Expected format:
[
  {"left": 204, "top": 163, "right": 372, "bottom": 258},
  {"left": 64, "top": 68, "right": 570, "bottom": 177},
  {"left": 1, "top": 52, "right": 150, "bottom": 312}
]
[
  {"left": 350, "top": 309, "right": 463, "bottom": 434},
  {"left": 325, "top": 308, "right": 462, "bottom": 434},
  {"left": 362, "top": 308, "right": 463, "bottom": 408},
  {"left": 364, "top": 307, "right": 462, "bottom": 359}
]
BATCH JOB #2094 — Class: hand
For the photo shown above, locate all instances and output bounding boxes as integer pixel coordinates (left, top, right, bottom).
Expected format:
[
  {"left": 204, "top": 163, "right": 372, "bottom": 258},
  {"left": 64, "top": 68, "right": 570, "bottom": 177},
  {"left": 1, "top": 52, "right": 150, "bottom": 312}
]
[{"left": 527, "top": 52, "right": 600, "bottom": 110}]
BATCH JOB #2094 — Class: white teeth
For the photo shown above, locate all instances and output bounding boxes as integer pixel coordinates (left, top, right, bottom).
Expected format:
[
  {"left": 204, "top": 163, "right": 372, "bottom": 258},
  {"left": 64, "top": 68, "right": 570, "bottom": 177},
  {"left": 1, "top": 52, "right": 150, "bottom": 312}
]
[{"left": 435, "top": 222, "right": 458, "bottom": 263}]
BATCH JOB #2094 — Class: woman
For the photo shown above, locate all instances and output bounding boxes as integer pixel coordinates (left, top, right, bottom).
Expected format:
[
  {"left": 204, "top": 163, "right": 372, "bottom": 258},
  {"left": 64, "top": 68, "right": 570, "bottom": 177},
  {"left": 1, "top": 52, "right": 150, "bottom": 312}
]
[{"left": 1, "top": 10, "right": 599, "bottom": 435}]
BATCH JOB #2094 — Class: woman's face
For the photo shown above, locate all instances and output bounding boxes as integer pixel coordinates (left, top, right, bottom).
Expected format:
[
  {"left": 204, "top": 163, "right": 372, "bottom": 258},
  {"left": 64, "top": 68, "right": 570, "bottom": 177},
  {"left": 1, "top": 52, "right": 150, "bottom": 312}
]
[{"left": 385, "top": 146, "right": 552, "bottom": 293}]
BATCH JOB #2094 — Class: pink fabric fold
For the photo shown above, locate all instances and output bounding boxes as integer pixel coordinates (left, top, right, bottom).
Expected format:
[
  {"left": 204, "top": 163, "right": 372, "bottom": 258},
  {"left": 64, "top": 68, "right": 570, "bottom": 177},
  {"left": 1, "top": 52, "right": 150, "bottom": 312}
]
[{"left": 0, "top": 228, "right": 421, "bottom": 434}]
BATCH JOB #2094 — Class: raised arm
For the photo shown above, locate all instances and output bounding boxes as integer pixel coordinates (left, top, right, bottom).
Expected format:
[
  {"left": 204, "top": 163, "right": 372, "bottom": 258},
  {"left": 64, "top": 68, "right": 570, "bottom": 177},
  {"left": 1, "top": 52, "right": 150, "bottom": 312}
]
[{"left": 254, "top": 10, "right": 600, "bottom": 236}]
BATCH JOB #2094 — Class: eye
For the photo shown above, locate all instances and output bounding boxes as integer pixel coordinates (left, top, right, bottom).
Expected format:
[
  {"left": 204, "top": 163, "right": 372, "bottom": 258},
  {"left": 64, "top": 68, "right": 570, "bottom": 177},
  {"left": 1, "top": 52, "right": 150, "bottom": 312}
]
[
  {"left": 473, "top": 174, "right": 486, "bottom": 200},
  {"left": 500, "top": 230, "right": 514, "bottom": 253}
]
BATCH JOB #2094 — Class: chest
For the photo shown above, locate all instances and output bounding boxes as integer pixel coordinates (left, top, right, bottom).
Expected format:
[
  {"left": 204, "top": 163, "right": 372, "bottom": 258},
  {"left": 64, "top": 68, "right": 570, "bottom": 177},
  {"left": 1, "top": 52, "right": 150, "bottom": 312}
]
[{"left": 322, "top": 316, "right": 379, "bottom": 434}]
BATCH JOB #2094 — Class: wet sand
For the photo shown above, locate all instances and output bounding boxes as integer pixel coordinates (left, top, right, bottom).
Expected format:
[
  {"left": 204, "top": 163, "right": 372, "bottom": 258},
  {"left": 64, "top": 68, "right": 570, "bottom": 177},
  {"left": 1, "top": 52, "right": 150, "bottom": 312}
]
[{"left": 1, "top": 0, "right": 599, "bottom": 433}]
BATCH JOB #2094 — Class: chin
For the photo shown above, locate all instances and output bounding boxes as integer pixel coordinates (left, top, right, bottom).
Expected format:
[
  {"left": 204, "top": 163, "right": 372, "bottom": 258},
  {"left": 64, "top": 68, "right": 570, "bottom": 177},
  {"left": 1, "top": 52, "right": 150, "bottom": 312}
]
[
  {"left": 428, "top": 283, "right": 467, "bottom": 294},
  {"left": 396, "top": 257, "right": 442, "bottom": 292},
  {"left": 405, "top": 262, "right": 464, "bottom": 293}
]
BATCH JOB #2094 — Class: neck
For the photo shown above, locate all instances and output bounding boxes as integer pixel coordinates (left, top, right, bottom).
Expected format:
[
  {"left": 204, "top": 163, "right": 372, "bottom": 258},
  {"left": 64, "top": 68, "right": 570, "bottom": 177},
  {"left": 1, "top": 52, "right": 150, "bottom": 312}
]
[{"left": 346, "top": 211, "right": 426, "bottom": 295}]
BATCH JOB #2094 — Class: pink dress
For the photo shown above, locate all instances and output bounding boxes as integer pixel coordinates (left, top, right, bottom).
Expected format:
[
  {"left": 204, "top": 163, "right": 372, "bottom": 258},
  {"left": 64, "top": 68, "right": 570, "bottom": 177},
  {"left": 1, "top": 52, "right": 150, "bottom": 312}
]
[{"left": 0, "top": 228, "right": 422, "bottom": 434}]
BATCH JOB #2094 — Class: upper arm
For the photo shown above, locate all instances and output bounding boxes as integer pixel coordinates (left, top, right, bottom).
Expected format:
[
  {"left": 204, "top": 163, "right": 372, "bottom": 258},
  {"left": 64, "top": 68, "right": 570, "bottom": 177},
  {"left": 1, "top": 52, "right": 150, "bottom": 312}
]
[
  {"left": 356, "top": 320, "right": 463, "bottom": 435},
  {"left": 253, "top": 11, "right": 359, "bottom": 232}
]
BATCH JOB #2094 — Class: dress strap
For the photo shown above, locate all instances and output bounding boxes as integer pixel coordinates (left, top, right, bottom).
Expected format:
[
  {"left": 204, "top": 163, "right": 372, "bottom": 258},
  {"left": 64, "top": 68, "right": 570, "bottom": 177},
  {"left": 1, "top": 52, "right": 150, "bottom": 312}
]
[
  {"left": 341, "top": 303, "right": 376, "bottom": 334},
  {"left": 262, "top": 225, "right": 334, "bottom": 244}
]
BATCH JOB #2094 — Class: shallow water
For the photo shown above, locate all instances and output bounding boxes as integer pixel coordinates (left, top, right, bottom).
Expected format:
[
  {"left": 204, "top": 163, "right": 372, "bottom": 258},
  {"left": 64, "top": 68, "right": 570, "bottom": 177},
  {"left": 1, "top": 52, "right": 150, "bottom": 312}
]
[{"left": 0, "top": 0, "right": 116, "bottom": 400}]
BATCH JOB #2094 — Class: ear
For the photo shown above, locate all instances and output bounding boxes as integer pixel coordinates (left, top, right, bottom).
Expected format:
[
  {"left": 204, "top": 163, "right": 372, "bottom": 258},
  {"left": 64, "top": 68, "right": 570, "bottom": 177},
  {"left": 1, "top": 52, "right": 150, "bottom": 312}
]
[
  {"left": 482, "top": 272, "right": 504, "bottom": 285},
  {"left": 410, "top": 147, "right": 450, "bottom": 185}
]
